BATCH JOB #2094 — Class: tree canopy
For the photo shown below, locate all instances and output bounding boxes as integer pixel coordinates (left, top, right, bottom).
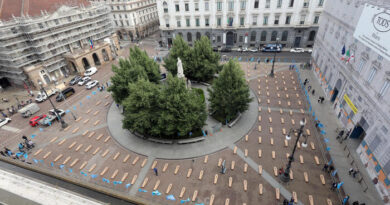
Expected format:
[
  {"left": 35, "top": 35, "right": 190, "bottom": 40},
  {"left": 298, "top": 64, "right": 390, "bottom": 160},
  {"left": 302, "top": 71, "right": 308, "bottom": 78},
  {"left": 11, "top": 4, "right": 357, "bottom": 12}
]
[
  {"left": 109, "top": 46, "right": 160, "bottom": 103},
  {"left": 122, "top": 74, "right": 207, "bottom": 139},
  {"left": 208, "top": 60, "right": 252, "bottom": 122},
  {"left": 164, "top": 35, "right": 220, "bottom": 82}
]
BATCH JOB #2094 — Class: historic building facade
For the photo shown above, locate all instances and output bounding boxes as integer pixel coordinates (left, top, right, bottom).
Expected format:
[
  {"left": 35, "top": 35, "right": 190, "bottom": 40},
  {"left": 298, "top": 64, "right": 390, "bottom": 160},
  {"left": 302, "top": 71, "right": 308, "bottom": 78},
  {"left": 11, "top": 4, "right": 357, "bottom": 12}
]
[
  {"left": 311, "top": 0, "right": 390, "bottom": 202},
  {"left": 89, "top": 0, "right": 159, "bottom": 41},
  {"left": 0, "top": 0, "right": 119, "bottom": 89},
  {"left": 157, "top": 0, "right": 324, "bottom": 48}
]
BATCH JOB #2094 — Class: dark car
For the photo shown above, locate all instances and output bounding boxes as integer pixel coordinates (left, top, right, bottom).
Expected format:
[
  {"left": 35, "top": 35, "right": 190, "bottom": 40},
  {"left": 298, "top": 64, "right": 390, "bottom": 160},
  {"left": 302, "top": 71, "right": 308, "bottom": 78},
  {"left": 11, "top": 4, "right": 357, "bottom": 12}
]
[
  {"left": 261, "top": 44, "right": 282, "bottom": 52},
  {"left": 56, "top": 87, "right": 75, "bottom": 102},
  {"left": 69, "top": 76, "right": 82, "bottom": 85},
  {"left": 220, "top": 47, "right": 232, "bottom": 52},
  {"left": 212, "top": 47, "right": 219, "bottom": 52}
]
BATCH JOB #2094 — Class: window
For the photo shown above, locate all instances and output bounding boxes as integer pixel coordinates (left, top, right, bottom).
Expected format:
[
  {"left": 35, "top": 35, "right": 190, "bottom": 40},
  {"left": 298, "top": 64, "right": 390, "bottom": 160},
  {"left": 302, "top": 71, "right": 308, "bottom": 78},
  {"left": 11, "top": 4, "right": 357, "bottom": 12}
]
[
  {"left": 239, "top": 35, "right": 243, "bottom": 42},
  {"left": 367, "top": 68, "right": 377, "bottom": 83},
  {"left": 303, "top": 0, "right": 309, "bottom": 7},
  {"left": 357, "top": 59, "right": 366, "bottom": 72},
  {"left": 252, "top": 16, "right": 257, "bottom": 25},
  {"left": 285, "top": 15, "right": 291, "bottom": 24},
  {"left": 318, "top": 0, "right": 324, "bottom": 6},
  {"left": 261, "top": 31, "right": 267, "bottom": 41},
  {"left": 205, "top": 18, "right": 209, "bottom": 26},
  {"left": 308, "top": 31, "right": 316, "bottom": 41},
  {"left": 277, "top": 0, "right": 282, "bottom": 8},
  {"left": 300, "top": 15, "right": 306, "bottom": 24},
  {"left": 250, "top": 31, "right": 256, "bottom": 41},
  {"left": 187, "top": 33, "right": 192, "bottom": 41},
  {"left": 228, "top": 17, "right": 234, "bottom": 26},
  {"left": 314, "top": 15, "right": 320, "bottom": 24},
  {"left": 289, "top": 0, "right": 294, "bottom": 7},
  {"left": 379, "top": 80, "right": 390, "bottom": 97},
  {"left": 263, "top": 15, "right": 269, "bottom": 25},
  {"left": 186, "top": 18, "right": 190, "bottom": 27},
  {"left": 254, "top": 0, "right": 259, "bottom": 8},
  {"left": 195, "top": 3, "right": 199, "bottom": 11},
  {"left": 126, "top": 20, "right": 129, "bottom": 26},
  {"left": 282, "top": 31, "right": 288, "bottom": 41},
  {"left": 177, "top": 20, "right": 181, "bottom": 27},
  {"left": 185, "top": 3, "right": 189, "bottom": 11},
  {"left": 54, "top": 19, "right": 59, "bottom": 25},
  {"left": 240, "top": 17, "right": 245, "bottom": 26},
  {"left": 196, "top": 18, "right": 200, "bottom": 27},
  {"left": 38, "top": 23, "right": 44, "bottom": 29},
  {"left": 175, "top": 4, "right": 180, "bottom": 11},
  {"left": 217, "top": 36, "right": 221, "bottom": 42},
  {"left": 205, "top": 2, "right": 209, "bottom": 11},
  {"left": 217, "top": 2, "right": 222, "bottom": 11},
  {"left": 265, "top": 0, "right": 270, "bottom": 8},
  {"left": 163, "top": 2, "right": 168, "bottom": 13},
  {"left": 228, "top": 1, "right": 234, "bottom": 11},
  {"left": 217, "top": 17, "right": 222, "bottom": 26},
  {"left": 271, "top": 31, "right": 278, "bottom": 41},
  {"left": 274, "top": 15, "right": 280, "bottom": 25},
  {"left": 240, "top": 1, "right": 246, "bottom": 10}
]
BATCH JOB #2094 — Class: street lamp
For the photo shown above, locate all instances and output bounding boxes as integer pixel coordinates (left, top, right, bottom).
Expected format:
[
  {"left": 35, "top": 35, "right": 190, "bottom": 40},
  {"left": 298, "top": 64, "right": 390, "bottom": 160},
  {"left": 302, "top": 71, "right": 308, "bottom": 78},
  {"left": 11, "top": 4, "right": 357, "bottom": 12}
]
[
  {"left": 60, "top": 94, "right": 77, "bottom": 120},
  {"left": 280, "top": 118, "right": 309, "bottom": 183},
  {"left": 269, "top": 38, "right": 280, "bottom": 77},
  {"left": 37, "top": 80, "right": 68, "bottom": 129}
]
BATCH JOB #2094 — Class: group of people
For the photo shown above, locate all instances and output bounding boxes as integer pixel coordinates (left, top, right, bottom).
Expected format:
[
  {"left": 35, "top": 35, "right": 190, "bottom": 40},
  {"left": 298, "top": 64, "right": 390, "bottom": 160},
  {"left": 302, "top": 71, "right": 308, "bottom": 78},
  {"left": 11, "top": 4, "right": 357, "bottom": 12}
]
[
  {"left": 97, "top": 81, "right": 110, "bottom": 92},
  {"left": 282, "top": 197, "right": 295, "bottom": 205},
  {"left": 0, "top": 136, "right": 35, "bottom": 160},
  {"left": 348, "top": 167, "right": 359, "bottom": 178}
]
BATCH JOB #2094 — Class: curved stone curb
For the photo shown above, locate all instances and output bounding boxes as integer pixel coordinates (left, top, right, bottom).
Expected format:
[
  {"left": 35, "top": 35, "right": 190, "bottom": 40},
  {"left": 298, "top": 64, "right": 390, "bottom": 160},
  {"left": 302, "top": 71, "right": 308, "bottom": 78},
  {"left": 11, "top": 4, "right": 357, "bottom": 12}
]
[{"left": 107, "top": 85, "right": 259, "bottom": 159}]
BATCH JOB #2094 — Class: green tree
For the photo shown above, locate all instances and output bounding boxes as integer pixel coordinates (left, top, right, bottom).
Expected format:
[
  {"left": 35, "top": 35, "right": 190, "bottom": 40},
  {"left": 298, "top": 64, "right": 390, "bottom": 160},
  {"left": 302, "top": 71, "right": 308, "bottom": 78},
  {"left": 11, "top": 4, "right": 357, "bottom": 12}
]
[
  {"left": 156, "top": 74, "right": 207, "bottom": 138},
  {"left": 164, "top": 36, "right": 191, "bottom": 76},
  {"left": 109, "top": 47, "right": 160, "bottom": 103},
  {"left": 208, "top": 60, "right": 252, "bottom": 122},
  {"left": 122, "top": 78, "right": 160, "bottom": 135},
  {"left": 190, "top": 36, "right": 221, "bottom": 81}
]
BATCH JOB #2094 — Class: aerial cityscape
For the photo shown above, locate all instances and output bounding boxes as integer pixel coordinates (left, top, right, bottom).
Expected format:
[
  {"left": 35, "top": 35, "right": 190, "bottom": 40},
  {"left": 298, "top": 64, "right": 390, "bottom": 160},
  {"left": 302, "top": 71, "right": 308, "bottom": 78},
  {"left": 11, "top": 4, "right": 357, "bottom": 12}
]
[{"left": 0, "top": 0, "right": 389, "bottom": 205}]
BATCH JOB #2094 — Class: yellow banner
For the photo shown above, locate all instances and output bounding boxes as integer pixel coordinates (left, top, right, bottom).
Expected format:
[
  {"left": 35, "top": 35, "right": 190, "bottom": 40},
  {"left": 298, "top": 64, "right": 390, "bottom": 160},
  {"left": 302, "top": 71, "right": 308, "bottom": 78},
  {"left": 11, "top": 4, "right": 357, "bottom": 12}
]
[{"left": 343, "top": 94, "right": 358, "bottom": 114}]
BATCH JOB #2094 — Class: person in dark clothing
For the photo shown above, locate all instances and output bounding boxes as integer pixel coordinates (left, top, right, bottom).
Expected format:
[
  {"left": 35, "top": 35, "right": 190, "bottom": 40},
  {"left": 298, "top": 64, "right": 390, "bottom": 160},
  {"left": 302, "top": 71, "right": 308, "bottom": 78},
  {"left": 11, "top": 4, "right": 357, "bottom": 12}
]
[
  {"left": 312, "top": 89, "right": 315, "bottom": 95},
  {"left": 352, "top": 170, "right": 359, "bottom": 178},
  {"left": 307, "top": 85, "right": 312, "bottom": 91},
  {"left": 329, "top": 165, "right": 334, "bottom": 173},
  {"left": 323, "top": 164, "right": 329, "bottom": 172},
  {"left": 321, "top": 97, "right": 325, "bottom": 103},
  {"left": 0, "top": 151, "right": 6, "bottom": 157},
  {"left": 337, "top": 130, "right": 345, "bottom": 139},
  {"left": 331, "top": 182, "right": 337, "bottom": 191}
]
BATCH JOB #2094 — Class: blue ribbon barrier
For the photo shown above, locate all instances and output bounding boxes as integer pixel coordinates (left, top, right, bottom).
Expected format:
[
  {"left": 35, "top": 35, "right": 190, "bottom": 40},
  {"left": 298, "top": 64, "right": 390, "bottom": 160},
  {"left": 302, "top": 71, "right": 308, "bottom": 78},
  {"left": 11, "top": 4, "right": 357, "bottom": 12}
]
[
  {"left": 166, "top": 195, "right": 176, "bottom": 201},
  {"left": 73, "top": 106, "right": 77, "bottom": 110},
  {"left": 337, "top": 181, "right": 344, "bottom": 189},
  {"left": 91, "top": 174, "right": 98, "bottom": 179},
  {"left": 24, "top": 153, "right": 28, "bottom": 159},
  {"left": 324, "top": 138, "right": 329, "bottom": 143},
  {"left": 69, "top": 168, "right": 73, "bottom": 173},
  {"left": 321, "top": 130, "right": 327, "bottom": 135},
  {"left": 138, "top": 188, "right": 147, "bottom": 193},
  {"left": 39, "top": 128, "right": 43, "bottom": 132},
  {"left": 152, "top": 190, "right": 161, "bottom": 196},
  {"left": 31, "top": 134, "right": 36, "bottom": 138},
  {"left": 326, "top": 147, "right": 331, "bottom": 151},
  {"left": 66, "top": 109, "right": 70, "bottom": 113},
  {"left": 126, "top": 183, "right": 131, "bottom": 189},
  {"left": 80, "top": 102, "right": 83, "bottom": 106},
  {"left": 180, "top": 198, "right": 191, "bottom": 204},
  {"left": 33, "top": 159, "right": 38, "bottom": 164},
  {"left": 60, "top": 164, "right": 65, "bottom": 169},
  {"left": 86, "top": 95, "right": 91, "bottom": 99},
  {"left": 51, "top": 162, "right": 54, "bottom": 167}
]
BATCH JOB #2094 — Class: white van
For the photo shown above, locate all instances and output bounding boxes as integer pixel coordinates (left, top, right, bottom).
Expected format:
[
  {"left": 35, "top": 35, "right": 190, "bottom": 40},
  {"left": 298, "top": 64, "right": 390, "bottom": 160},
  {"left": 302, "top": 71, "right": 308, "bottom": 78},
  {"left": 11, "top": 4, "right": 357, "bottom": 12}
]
[{"left": 18, "top": 103, "right": 40, "bottom": 118}]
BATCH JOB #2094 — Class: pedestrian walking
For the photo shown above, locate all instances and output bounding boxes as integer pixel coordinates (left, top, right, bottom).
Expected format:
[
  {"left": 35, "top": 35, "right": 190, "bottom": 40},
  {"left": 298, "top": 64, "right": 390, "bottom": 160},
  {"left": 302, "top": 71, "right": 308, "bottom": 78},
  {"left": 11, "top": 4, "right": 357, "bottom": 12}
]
[
  {"left": 322, "top": 164, "right": 329, "bottom": 172},
  {"left": 153, "top": 168, "right": 158, "bottom": 176},
  {"left": 312, "top": 89, "right": 315, "bottom": 95},
  {"left": 321, "top": 97, "right": 325, "bottom": 103},
  {"left": 348, "top": 167, "right": 354, "bottom": 175},
  {"left": 342, "top": 195, "right": 350, "bottom": 205},
  {"left": 328, "top": 165, "right": 334, "bottom": 173},
  {"left": 352, "top": 170, "right": 358, "bottom": 178},
  {"left": 352, "top": 201, "right": 359, "bottom": 205},
  {"left": 331, "top": 182, "right": 337, "bottom": 191},
  {"left": 307, "top": 85, "right": 312, "bottom": 92},
  {"left": 283, "top": 199, "right": 289, "bottom": 205},
  {"left": 106, "top": 81, "right": 109, "bottom": 87},
  {"left": 337, "top": 130, "right": 345, "bottom": 140}
]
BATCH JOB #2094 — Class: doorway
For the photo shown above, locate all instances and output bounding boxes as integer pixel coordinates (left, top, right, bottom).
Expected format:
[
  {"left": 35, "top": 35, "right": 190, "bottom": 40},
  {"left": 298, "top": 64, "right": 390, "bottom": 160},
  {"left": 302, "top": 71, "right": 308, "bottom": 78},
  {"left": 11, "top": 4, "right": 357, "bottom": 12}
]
[
  {"left": 294, "top": 37, "right": 301, "bottom": 47},
  {"left": 92, "top": 53, "right": 101, "bottom": 66},
  {"left": 226, "top": 32, "right": 234, "bottom": 47},
  {"left": 0, "top": 78, "right": 11, "bottom": 88},
  {"left": 82, "top": 58, "right": 90, "bottom": 69},
  {"left": 331, "top": 79, "right": 342, "bottom": 103}
]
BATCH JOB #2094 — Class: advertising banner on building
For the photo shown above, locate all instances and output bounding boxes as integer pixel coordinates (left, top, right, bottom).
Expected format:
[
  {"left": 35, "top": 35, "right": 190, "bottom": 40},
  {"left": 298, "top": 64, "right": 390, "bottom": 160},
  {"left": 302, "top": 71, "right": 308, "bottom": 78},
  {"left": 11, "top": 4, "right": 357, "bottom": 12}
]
[
  {"left": 343, "top": 94, "right": 358, "bottom": 114},
  {"left": 353, "top": 4, "right": 390, "bottom": 61}
]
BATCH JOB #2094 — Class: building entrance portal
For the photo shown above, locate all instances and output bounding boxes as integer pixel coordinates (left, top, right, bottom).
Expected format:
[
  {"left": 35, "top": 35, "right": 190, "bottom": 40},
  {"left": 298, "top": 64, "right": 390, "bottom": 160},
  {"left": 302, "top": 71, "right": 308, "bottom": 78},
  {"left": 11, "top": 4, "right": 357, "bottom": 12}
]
[
  {"left": 0, "top": 78, "right": 11, "bottom": 88},
  {"left": 226, "top": 32, "right": 234, "bottom": 47},
  {"left": 294, "top": 37, "right": 301, "bottom": 47},
  {"left": 92, "top": 53, "right": 101, "bottom": 66},
  {"left": 82, "top": 58, "right": 90, "bottom": 70},
  {"left": 331, "top": 79, "right": 342, "bottom": 103}
]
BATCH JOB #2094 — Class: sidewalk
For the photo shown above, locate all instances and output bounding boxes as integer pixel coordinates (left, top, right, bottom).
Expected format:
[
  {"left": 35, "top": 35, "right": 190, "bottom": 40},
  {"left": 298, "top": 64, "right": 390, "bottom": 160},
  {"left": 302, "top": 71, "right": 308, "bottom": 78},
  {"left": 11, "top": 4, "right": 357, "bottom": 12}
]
[{"left": 299, "top": 68, "right": 383, "bottom": 205}]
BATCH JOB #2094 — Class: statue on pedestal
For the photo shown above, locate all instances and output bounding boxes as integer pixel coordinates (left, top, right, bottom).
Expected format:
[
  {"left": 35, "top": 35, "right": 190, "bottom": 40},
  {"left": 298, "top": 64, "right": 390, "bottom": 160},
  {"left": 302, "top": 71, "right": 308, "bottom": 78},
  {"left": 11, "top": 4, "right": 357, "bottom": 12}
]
[{"left": 177, "top": 58, "right": 185, "bottom": 79}]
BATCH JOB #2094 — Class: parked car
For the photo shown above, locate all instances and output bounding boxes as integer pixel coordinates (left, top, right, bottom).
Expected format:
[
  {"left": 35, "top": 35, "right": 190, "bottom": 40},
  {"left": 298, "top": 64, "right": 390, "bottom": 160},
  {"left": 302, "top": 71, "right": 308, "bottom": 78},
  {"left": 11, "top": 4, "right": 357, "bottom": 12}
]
[
  {"left": 78, "top": 77, "right": 91, "bottom": 86},
  {"left": 248, "top": 47, "right": 258, "bottom": 52},
  {"left": 56, "top": 87, "right": 76, "bottom": 102},
  {"left": 261, "top": 44, "right": 282, "bottom": 52},
  {"left": 86, "top": 80, "right": 99, "bottom": 90},
  {"left": 212, "top": 47, "right": 219, "bottom": 52},
  {"left": 290, "top": 48, "right": 305, "bottom": 53},
  {"left": 84, "top": 67, "right": 97, "bottom": 76},
  {"left": 18, "top": 103, "right": 40, "bottom": 118},
  {"left": 49, "top": 109, "right": 65, "bottom": 117},
  {"left": 29, "top": 114, "right": 47, "bottom": 127},
  {"left": 220, "top": 47, "right": 232, "bottom": 52},
  {"left": 0, "top": 118, "right": 11, "bottom": 127},
  {"left": 306, "top": 49, "right": 313, "bottom": 53},
  {"left": 69, "top": 76, "right": 82, "bottom": 85},
  {"left": 35, "top": 89, "right": 58, "bottom": 103}
]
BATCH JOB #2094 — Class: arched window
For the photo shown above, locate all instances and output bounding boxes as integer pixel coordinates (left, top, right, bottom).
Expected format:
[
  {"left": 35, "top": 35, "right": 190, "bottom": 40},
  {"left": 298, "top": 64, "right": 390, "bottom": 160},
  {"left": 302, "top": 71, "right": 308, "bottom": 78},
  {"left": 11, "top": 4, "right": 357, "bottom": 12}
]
[
  {"left": 178, "top": 32, "right": 183, "bottom": 37},
  {"left": 309, "top": 31, "right": 316, "bottom": 41},
  {"left": 250, "top": 31, "right": 256, "bottom": 41},
  {"left": 187, "top": 32, "right": 192, "bottom": 42},
  {"left": 163, "top": 2, "right": 168, "bottom": 13},
  {"left": 205, "top": 32, "right": 211, "bottom": 40},
  {"left": 196, "top": 32, "right": 201, "bottom": 40},
  {"left": 281, "top": 31, "right": 288, "bottom": 41},
  {"left": 271, "top": 31, "right": 278, "bottom": 41},
  {"left": 261, "top": 31, "right": 267, "bottom": 41}
]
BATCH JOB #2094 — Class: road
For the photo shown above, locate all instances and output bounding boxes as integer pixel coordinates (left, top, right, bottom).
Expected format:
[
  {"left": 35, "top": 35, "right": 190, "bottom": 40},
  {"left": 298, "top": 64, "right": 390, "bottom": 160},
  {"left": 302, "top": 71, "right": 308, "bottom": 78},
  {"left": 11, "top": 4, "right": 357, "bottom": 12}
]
[{"left": 218, "top": 51, "right": 312, "bottom": 63}]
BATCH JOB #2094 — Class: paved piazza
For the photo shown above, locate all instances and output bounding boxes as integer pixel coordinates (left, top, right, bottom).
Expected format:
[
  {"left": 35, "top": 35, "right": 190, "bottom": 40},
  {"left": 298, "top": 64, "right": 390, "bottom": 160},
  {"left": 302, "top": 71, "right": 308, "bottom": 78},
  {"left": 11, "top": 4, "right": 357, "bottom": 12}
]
[{"left": 0, "top": 43, "right": 339, "bottom": 205}]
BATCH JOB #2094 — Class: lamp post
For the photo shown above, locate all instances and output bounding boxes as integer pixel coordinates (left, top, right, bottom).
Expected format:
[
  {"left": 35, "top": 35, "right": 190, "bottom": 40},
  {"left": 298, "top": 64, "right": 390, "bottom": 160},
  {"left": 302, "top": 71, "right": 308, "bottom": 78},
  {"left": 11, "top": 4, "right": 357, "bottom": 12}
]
[
  {"left": 38, "top": 80, "right": 68, "bottom": 129},
  {"left": 280, "top": 118, "right": 309, "bottom": 183},
  {"left": 269, "top": 38, "right": 280, "bottom": 77}
]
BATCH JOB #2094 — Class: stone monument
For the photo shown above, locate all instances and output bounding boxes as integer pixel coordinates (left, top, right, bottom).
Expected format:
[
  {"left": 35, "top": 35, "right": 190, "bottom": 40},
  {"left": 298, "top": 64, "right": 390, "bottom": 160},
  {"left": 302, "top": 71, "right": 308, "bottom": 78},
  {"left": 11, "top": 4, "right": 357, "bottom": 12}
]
[{"left": 177, "top": 57, "right": 185, "bottom": 79}]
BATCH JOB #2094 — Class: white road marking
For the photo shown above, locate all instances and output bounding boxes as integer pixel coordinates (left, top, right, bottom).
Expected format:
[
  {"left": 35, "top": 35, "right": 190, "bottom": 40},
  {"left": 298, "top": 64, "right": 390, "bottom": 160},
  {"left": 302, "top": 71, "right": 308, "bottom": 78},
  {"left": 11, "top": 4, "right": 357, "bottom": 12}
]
[{"left": 1, "top": 125, "right": 21, "bottom": 133}]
